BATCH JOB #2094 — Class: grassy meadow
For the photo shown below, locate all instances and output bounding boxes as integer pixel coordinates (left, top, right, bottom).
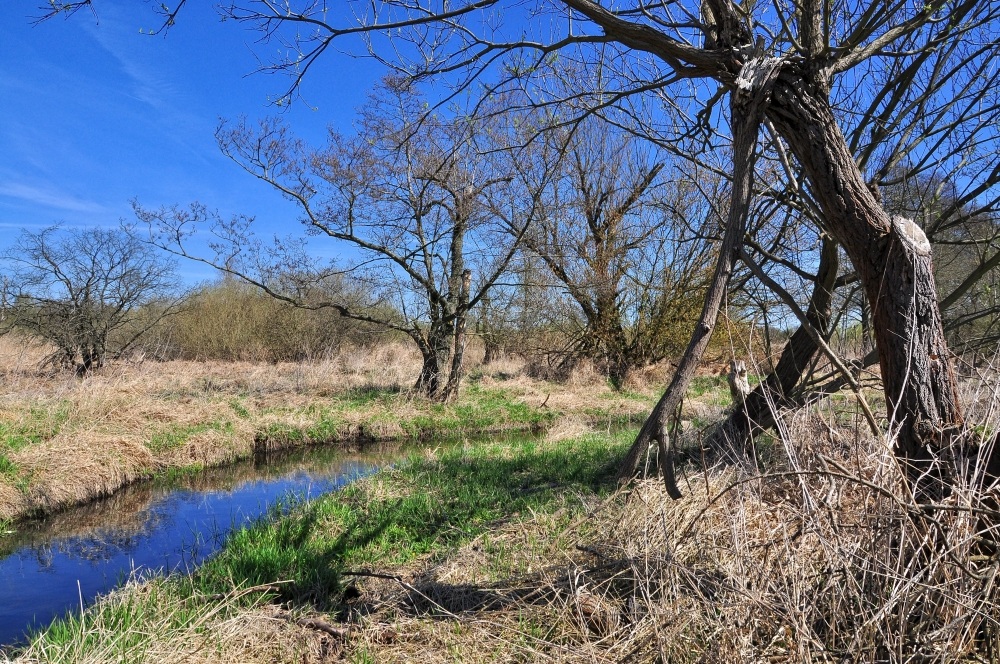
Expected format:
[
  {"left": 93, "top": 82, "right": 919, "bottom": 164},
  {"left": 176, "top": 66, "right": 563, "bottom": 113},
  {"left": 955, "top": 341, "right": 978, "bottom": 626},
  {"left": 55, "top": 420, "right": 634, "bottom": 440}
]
[
  {"left": 0, "top": 335, "right": 663, "bottom": 523},
  {"left": 4, "top": 335, "right": 1000, "bottom": 662}
]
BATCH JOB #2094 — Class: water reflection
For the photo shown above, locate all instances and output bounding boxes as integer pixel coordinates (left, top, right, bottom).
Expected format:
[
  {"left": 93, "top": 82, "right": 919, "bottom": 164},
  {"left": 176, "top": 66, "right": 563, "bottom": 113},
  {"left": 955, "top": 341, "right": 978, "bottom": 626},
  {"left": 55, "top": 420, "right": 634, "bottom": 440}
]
[{"left": 0, "top": 444, "right": 392, "bottom": 648}]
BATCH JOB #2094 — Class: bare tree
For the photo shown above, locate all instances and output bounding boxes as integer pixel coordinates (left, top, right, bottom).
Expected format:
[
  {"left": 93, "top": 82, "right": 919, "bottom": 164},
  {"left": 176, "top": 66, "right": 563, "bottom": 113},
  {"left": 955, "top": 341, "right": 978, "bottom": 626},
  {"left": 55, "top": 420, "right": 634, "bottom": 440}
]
[
  {"left": 136, "top": 78, "right": 553, "bottom": 400},
  {"left": 42, "top": 0, "right": 1000, "bottom": 502},
  {"left": 2, "top": 226, "right": 180, "bottom": 374},
  {"left": 524, "top": 117, "right": 718, "bottom": 388}
]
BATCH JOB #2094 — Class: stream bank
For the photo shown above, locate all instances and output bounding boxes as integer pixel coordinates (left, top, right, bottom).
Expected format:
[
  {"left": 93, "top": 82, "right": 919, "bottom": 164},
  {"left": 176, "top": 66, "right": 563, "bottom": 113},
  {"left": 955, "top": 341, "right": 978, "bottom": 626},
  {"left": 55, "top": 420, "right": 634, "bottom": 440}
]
[{"left": 0, "top": 444, "right": 395, "bottom": 648}]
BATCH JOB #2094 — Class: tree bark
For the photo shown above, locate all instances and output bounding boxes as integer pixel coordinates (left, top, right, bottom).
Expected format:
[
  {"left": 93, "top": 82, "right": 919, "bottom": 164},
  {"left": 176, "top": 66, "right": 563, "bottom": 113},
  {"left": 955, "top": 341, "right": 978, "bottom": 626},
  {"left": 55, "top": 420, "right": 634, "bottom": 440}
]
[
  {"left": 766, "top": 69, "right": 968, "bottom": 500},
  {"left": 414, "top": 348, "right": 441, "bottom": 397},
  {"left": 617, "top": 53, "right": 783, "bottom": 490},
  {"left": 442, "top": 270, "right": 471, "bottom": 402}
]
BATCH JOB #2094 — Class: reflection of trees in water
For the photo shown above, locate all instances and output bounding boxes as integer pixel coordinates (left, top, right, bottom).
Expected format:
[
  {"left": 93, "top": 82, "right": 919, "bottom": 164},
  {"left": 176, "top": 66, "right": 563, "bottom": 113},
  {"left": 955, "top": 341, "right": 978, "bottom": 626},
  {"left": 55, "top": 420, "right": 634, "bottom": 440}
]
[
  {"left": 1, "top": 443, "right": 395, "bottom": 565},
  {"left": 9, "top": 485, "right": 162, "bottom": 565}
]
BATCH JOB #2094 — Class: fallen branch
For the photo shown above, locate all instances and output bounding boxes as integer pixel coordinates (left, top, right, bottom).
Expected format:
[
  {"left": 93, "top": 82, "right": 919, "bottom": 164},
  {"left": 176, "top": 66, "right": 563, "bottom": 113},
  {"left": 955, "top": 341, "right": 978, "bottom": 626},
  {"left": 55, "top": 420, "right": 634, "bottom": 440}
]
[
  {"left": 343, "top": 569, "right": 462, "bottom": 620},
  {"left": 293, "top": 616, "right": 352, "bottom": 639}
]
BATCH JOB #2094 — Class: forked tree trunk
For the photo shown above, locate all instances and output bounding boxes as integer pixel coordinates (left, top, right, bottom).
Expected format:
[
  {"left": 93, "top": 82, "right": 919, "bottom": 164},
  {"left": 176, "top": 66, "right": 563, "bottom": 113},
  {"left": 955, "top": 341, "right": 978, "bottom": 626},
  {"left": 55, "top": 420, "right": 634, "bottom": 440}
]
[
  {"left": 623, "top": 62, "right": 987, "bottom": 502},
  {"left": 414, "top": 346, "right": 441, "bottom": 397},
  {"left": 413, "top": 326, "right": 451, "bottom": 399}
]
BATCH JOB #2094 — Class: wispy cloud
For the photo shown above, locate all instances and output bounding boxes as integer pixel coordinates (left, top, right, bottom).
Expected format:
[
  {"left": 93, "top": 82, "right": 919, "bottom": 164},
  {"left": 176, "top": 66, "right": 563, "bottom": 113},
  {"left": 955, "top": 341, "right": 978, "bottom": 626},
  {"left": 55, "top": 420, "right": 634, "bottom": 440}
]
[
  {"left": 0, "top": 182, "right": 109, "bottom": 215},
  {"left": 81, "top": 9, "right": 172, "bottom": 110}
]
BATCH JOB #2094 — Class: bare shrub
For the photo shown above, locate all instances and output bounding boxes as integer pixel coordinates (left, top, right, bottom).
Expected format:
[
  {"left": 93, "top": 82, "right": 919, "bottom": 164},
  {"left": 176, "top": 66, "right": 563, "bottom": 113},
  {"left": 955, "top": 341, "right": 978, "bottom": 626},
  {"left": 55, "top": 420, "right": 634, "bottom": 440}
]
[{"left": 152, "top": 280, "right": 389, "bottom": 362}]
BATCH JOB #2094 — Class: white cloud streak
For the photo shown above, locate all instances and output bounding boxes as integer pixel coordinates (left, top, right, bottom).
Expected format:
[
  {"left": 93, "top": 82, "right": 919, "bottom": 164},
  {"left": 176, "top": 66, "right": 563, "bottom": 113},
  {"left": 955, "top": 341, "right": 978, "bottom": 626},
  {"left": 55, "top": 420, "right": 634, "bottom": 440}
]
[{"left": 0, "top": 182, "right": 109, "bottom": 215}]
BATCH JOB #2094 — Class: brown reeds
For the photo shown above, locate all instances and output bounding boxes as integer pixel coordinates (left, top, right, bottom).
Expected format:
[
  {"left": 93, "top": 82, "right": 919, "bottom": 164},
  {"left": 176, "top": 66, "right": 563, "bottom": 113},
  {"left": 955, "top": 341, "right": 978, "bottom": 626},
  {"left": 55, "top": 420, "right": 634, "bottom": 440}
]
[{"left": 328, "top": 395, "right": 1000, "bottom": 662}]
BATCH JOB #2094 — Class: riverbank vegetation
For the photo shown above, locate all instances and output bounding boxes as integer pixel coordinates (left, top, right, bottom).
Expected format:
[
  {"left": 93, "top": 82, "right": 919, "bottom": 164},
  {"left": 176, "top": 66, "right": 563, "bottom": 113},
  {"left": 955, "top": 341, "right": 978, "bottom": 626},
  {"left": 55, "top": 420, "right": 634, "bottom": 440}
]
[
  {"left": 11, "top": 366, "right": 1000, "bottom": 662},
  {"left": 9, "top": 0, "right": 1000, "bottom": 659},
  {"left": 0, "top": 334, "right": 668, "bottom": 523}
]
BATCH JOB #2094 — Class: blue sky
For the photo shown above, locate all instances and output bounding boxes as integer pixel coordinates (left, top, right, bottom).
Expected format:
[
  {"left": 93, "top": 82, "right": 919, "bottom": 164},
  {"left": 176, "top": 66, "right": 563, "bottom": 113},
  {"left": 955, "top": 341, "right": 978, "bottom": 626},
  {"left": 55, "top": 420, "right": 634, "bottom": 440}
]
[{"left": 0, "top": 3, "right": 386, "bottom": 283}]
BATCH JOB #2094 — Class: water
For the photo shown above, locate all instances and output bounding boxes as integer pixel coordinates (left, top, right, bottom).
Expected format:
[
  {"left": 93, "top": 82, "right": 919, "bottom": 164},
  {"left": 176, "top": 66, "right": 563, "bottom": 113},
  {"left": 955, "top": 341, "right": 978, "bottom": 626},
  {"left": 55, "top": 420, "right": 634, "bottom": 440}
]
[{"left": 0, "top": 445, "right": 389, "bottom": 648}]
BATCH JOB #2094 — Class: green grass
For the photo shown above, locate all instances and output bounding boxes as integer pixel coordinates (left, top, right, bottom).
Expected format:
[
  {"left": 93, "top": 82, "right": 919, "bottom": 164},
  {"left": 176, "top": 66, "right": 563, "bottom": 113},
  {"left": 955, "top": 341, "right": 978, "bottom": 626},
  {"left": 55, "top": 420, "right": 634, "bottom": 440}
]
[
  {"left": 0, "top": 454, "right": 30, "bottom": 494},
  {"left": 0, "top": 401, "right": 72, "bottom": 453},
  {"left": 159, "top": 463, "right": 207, "bottom": 482},
  {"left": 18, "top": 430, "right": 629, "bottom": 660},
  {"left": 147, "top": 421, "right": 235, "bottom": 454},
  {"left": 687, "top": 375, "right": 728, "bottom": 400},
  {"left": 260, "top": 385, "right": 555, "bottom": 447},
  {"left": 0, "top": 455, "right": 18, "bottom": 479},
  {"left": 191, "top": 430, "right": 627, "bottom": 607},
  {"left": 229, "top": 398, "right": 251, "bottom": 419},
  {"left": 18, "top": 575, "right": 263, "bottom": 662}
]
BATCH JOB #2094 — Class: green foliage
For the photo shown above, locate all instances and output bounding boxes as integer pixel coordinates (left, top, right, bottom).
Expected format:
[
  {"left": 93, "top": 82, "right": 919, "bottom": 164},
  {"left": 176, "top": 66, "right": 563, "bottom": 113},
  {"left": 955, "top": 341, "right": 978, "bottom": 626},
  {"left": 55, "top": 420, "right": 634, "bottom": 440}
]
[
  {"left": 23, "top": 576, "right": 255, "bottom": 661},
  {"left": 687, "top": 375, "right": 727, "bottom": 399},
  {"left": 258, "top": 385, "right": 554, "bottom": 448},
  {"left": 229, "top": 398, "right": 251, "bottom": 419}
]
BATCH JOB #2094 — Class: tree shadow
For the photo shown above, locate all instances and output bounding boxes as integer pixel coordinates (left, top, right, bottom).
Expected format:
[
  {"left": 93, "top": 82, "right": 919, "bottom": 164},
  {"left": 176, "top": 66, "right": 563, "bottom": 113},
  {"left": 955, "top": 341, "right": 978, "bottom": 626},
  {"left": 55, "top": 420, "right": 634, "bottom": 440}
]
[{"left": 197, "top": 442, "right": 626, "bottom": 614}]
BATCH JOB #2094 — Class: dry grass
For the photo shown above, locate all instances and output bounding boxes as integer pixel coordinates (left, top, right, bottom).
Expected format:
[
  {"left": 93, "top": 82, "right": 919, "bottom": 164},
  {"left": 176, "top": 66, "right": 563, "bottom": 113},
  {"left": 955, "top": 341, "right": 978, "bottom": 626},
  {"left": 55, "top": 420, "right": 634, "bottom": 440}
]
[
  {"left": 0, "top": 336, "right": 667, "bottom": 523},
  {"left": 321, "top": 401, "right": 1000, "bottom": 662},
  {"left": 0, "top": 337, "right": 428, "bottom": 521},
  {"left": 12, "top": 365, "right": 1000, "bottom": 661},
  {"left": 7, "top": 579, "right": 337, "bottom": 664}
]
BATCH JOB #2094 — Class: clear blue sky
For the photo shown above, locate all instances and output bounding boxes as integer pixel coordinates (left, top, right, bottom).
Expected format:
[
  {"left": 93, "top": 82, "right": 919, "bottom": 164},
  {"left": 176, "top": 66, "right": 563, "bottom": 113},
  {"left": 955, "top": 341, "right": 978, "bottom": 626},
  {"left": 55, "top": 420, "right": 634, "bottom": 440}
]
[{"left": 0, "top": 3, "right": 386, "bottom": 283}]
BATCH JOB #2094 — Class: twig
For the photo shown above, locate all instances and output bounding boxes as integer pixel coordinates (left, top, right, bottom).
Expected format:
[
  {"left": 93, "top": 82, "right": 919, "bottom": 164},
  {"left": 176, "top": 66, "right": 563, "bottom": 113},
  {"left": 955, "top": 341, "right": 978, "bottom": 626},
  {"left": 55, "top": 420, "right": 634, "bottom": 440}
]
[
  {"left": 342, "top": 569, "right": 462, "bottom": 620},
  {"left": 294, "top": 616, "right": 352, "bottom": 639},
  {"left": 198, "top": 581, "right": 291, "bottom": 603}
]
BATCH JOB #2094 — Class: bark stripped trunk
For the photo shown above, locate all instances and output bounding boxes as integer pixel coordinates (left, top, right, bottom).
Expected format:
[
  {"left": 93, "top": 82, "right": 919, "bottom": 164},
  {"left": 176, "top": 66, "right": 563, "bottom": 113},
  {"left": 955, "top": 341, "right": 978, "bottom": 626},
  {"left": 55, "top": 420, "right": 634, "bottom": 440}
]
[
  {"left": 767, "top": 69, "right": 967, "bottom": 500},
  {"left": 441, "top": 269, "right": 471, "bottom": 402},
  {"left": 617, "top": 53, "right": 783, "bottom": 492}
]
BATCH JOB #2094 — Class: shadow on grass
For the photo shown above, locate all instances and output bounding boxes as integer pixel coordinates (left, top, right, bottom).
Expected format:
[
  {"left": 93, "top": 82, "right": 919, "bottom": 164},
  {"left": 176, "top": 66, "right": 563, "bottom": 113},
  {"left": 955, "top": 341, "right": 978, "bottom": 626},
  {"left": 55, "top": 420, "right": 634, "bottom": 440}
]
[{"left": 193, "top": 437, "right": 626, "bottom": 612}]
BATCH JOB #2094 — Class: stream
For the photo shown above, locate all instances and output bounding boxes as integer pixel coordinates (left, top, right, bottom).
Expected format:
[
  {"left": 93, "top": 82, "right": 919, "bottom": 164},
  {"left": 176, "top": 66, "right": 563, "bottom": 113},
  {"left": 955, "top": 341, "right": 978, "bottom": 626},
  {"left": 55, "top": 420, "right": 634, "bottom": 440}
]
[{"left": 0, "top": 444, "right": 394, "bottom": 648}]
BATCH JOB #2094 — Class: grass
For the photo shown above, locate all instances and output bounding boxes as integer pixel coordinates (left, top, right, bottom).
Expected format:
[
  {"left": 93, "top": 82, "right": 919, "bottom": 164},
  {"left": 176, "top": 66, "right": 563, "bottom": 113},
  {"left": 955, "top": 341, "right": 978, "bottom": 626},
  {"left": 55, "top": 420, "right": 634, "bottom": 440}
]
[
  {"left": 0, "top": 338, "right": 730, "bottom": 519},
  {"left": 147, "top": 421, "right": 236, "bottom": 454},
  {"left": 0, "top": 402, "right": 71, "bottom": 453},
  {"left": 0, "top": 339, "right": 664, "bottom": 522},
  {"left": 193, "top": 431, "right": 624, "bottom": 605},
  {"left": 11, "top": 431, "right": 628, "bottom": 663},
  {"left": 11, "top": 347, "right": 1000, "bottom": 661}
]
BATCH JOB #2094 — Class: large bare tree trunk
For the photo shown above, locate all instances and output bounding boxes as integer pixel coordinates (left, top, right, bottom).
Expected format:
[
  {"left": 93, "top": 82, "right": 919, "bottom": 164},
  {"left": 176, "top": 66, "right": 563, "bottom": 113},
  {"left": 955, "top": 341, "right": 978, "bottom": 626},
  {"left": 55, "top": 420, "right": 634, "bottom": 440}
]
[{"left": 767, "top": 75, "right": 968, "bottom": 500}]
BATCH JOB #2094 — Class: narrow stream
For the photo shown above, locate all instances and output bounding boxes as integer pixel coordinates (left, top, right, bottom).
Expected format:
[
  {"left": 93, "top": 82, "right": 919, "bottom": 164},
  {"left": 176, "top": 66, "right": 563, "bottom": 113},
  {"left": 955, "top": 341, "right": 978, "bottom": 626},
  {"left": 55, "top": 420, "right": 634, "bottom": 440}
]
[{"left": 0, "top": 444, "right": 394, "bottom": 648}]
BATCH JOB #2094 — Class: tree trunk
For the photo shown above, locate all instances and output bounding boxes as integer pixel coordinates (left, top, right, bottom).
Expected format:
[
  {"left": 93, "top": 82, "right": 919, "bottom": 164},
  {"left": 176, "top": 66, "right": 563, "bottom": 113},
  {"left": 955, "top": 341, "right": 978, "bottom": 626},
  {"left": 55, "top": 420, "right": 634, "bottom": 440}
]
[
  {"left": 414, "top": 348, "right": 441, "bottom": 397},
  {"left": 618, "top": 54, "right": 784, "bottom": 489},
  {"left": 767, "top": 71, "right": 969, "bottom": 500},
  {"left": 413, "top": 330, "right": 447, "bottom": 398},
  {"left": 441, "top": 270, "right": 471, "bottom": 402},
  {"left": 483, "top": 339, "right": 501, "bottom": 365},
  {"left": 707, "top": 236, "right": 838, "bottom": 451}
]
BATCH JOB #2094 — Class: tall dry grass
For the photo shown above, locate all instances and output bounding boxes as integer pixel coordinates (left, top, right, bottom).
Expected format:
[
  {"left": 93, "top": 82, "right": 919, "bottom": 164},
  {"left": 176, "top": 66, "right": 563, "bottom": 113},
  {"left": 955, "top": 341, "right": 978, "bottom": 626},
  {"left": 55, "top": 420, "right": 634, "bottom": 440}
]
[
  {"left": 326, "top": 381, "right": 1000, "bottom": 662},
  {"left": 0, "top": 336, "right": 430, "bottom": 520},
  {"left": 0, "top": 333, "right": 666, "bottom": 522}
]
